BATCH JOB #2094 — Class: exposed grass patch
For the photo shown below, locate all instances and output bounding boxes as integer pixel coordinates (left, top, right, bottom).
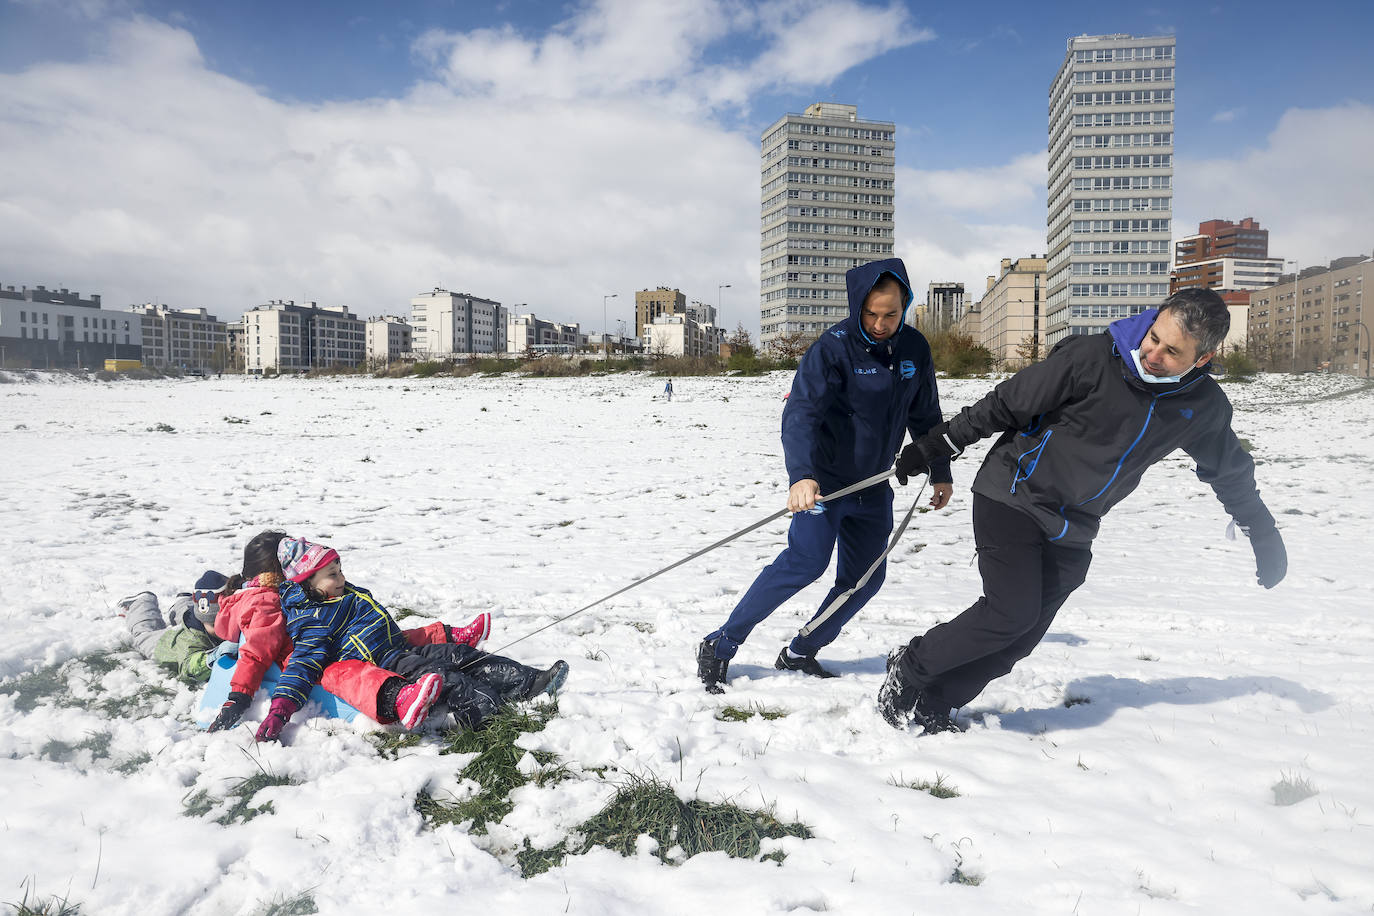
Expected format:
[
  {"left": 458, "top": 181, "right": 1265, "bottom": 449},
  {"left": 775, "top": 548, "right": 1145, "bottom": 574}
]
[
  {"left": 416, "top": 702, "right": 566, "bottom": 834},
  {"left": 251, "top": 890, "right": 318, "bottom": 916},
  {"left": 1272, "top": 771, "right": 1318, "bottom": 806},
  {"left": 6, "top": 887, "right": 83, "bottom": 915},
  {"left": 890, "top": 772, "right": 960, "bottom": 799},
  {"left": 950, "top": 867, "right": 984, "bottom": 886},
  {"left": 715, "top": 703, "right": 788, "bottom": 723},
  {"left": 146, "top": 422, "right": 177, "bottom": 433},
  {"left": 369, "top": 732, "right": 423, "bottom": 760},
  {"left": 1062, "top": 693, "right": 1092, "bottom": 708},
  {"left": 183, "top": 772, "right": 298, "bottom": 825},
  {"left": 0, "top": 651, "right": 126, "bottom": 714},
  {"left": 390, "top": 606, "right": 421, "bottom": 621},
  {"left": 518, "top": 774, "right": 812, "bottom": 877}
]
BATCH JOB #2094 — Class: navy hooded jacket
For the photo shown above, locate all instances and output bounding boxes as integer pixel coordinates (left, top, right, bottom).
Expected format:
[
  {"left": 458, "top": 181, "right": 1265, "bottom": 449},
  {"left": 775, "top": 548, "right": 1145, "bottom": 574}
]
[
  {"left": 781, "top": 258, "right": 951, "bottom": 495},
  {"left": 942, "top": 308, "right": 1273, "bottom": 546}
]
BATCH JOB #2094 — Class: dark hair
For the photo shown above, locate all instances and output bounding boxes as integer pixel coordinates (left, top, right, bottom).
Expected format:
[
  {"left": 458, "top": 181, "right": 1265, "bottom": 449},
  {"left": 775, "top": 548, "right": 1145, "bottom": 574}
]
[
  {"left": 868, "top": 272, "right": 909, "bottom": 306},
  {"left": 1158, "top": 288, "right": 1230, "bottom": 357},
  {"left": 222, "top": 529, "right": 287, "bottom": 593}
]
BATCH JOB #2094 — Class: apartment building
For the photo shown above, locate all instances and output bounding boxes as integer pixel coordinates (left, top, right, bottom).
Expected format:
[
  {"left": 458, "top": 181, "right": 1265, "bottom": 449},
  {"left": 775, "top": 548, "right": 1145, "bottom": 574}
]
[
  {"left": 411, "top": 289, "right": 507, "bottom": 358},
  {"left": 635, "top": 288, "right": 686, "bottom": 338},
  {"left": 507, "top": 312, "right": 584, "bottom": 356},
  {"left": 0, "top": 284, "right": 141, "bottom": 369},
  {"left": 1047, "top": 34, "right": 1175, "bottom": 345},
  {"left": 129, "top": 304, "right": 227, "bottom": 371},
  {"left": 365, "top": 316, "right": 412, "bottom": 367},
  {"left": 643, "top": 312, "right": 720, "bottom": 359},
  {"left": 1247, "top": 255, "right": 1371, "bottom": 375},
  {"left": 759, "top": 102, "right": 896, "bottom": 349},
  {"left": 922, "top": 282, "right": 966, "bottom": 332},
  {"left": 241, "top": 300, "right": 365, "bottom": 375},
  {"left": 974, "top": 256, "right": 1048, "bottom": 365}
]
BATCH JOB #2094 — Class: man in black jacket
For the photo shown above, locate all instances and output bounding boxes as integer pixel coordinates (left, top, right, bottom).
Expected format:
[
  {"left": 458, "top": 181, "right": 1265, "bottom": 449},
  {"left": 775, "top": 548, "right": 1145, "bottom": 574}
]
[{"left": 879, "top": 288, "right": 1288, "bottom": 733}]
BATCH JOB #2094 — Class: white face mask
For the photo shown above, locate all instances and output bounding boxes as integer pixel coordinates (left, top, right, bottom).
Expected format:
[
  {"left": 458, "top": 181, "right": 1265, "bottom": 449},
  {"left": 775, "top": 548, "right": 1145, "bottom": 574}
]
[{"left": 1129, "top": 347, "right": 1188, "bottom": 384}]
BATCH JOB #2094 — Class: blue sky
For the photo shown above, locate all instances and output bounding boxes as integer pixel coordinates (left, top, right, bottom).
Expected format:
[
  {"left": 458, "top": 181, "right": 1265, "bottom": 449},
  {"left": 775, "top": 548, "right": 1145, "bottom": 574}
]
[{"left": 2, "top": 0, "right": 1372, "bottom": 332}]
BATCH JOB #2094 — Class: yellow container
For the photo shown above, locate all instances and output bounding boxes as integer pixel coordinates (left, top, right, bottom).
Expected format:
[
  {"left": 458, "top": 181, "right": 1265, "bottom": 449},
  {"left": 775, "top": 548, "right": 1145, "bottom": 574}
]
[{"left": 104, "top": 359, "right": 143, "bottom": 371}]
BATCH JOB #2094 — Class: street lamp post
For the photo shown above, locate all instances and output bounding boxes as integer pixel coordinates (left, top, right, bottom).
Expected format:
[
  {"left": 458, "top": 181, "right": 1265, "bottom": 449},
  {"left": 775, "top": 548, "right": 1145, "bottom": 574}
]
[
  {"left": 1286, "top": 259, "right": 1300, "bottom": 373},
  {"left": 717, "top": 283, "right": 731, "bottom": 323},
  {"left": 602, "top": 293, "right": 617, "bottom": 364}
]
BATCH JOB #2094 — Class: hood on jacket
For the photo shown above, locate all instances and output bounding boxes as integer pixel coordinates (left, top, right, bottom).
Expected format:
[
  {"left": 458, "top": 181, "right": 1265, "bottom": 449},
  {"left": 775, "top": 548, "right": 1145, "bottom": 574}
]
[
  {"left": 845, "top": 258, "right": 913, "bottom": 343},
  {"left": 1108, "top": 307, "right": 1213, "bottom": 384}
]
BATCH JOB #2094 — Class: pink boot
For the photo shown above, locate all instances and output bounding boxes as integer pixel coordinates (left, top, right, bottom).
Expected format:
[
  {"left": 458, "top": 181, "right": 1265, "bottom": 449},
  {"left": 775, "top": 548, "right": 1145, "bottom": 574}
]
[
  {"left": 448, "top": 612, "right": 492, "bottom": 648},
  {"left": 395, "top": 673, "right": 442, "bottom": 730}
]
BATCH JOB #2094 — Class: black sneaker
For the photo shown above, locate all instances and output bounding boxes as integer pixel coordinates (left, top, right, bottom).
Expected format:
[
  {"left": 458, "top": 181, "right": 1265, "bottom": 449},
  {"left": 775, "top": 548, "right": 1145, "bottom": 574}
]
[
  {"left": 774, "top": 648, "right": 837, "bottom": 678},
  {"left": 878, "top": 644, "right": 920, "bottom": 728},
  {"left": 697, "top": 639, "right": 729, "bottom": 694},
  {"left": 911, "top": 693, "right": 960, "bottom": 735},
  {"left": 525, "top": 660, "right": 569, "bottom": 700}
]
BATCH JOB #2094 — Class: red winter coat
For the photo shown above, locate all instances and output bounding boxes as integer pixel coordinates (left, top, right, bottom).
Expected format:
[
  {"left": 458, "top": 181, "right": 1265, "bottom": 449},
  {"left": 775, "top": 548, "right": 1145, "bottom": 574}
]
[{"left": 215, "top": 575, "right": 453, "bottom": 723}]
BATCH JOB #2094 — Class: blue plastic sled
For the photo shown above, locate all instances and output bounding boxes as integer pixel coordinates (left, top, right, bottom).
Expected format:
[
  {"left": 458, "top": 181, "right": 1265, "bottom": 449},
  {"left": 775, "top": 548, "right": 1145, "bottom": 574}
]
[{"left": 197, "top": 654, "right": 362, "bottom": 728}]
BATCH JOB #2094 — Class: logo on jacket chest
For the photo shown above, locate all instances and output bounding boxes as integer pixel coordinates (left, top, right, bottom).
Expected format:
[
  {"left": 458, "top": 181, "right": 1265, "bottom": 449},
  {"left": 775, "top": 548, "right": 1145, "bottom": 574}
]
[
  {"left": 854, "top": 367, "right": 879, "bottom": 375},
  {"left": 899, "top": 360, "right": 915, "bottom": 379}
]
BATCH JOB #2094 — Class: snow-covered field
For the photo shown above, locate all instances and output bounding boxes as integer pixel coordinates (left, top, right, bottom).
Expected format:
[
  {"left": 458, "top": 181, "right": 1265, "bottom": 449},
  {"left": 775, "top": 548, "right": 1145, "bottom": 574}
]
[{"left": 1, "top": 368, "right": 1371, "bottom": 915}]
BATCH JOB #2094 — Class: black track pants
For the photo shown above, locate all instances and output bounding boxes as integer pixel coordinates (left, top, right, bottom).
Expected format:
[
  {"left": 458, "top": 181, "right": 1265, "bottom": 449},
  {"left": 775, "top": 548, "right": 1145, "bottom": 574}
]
[{"left": 899, "top": 493, "right": 1092, "bottom": 708}]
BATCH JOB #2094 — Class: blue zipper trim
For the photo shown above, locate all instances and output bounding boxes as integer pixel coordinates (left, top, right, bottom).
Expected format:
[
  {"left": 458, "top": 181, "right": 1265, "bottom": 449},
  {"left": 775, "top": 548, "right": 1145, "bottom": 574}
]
[
  {"left": 1010, "top": 429, "right": 1053, "bottom": 495},
  {"left": 1048, "top": 506, "right": 1070, "bottom": 542},
  {"left": 1076, "top": 399, "right": 1158, "bottom": 507}
]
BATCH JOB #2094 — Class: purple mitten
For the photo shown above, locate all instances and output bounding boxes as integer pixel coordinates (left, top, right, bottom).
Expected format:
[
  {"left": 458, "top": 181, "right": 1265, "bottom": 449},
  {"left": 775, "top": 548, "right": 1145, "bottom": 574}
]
[{"left": 254, "top": 696, "right": 301, "bottom": 742}]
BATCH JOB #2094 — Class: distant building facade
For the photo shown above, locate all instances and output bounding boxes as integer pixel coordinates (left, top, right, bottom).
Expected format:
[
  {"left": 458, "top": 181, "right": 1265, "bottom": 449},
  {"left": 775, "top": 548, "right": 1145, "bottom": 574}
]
[
  {"left": 365, "top": 316, "right": 412, "bottom": 367},
  {"left": 1247, "top": 255, "right": 1372, "bottom": 375},
  {"left": 923, "top": 282, "right": 966, "bottom": 331},
  {"left": 129, "top": 304, "right": 227, "bottom": 371},
  {"left": 506, "top": 311, "right": 584, "bottom": 356},
  {"left": 1172, "top": 218, "right": 1283, "bottom": 354},
  {"left": 0, "top": 284, "right": 141, "bottom": 369},
  {"left": 242, "top": 299, "right": 364, "bottom": 375},
  {"left": 411, "top": 289, "right": 507, "bottom": 357},
  {"left": 634, "top": 288, "right": 686, "bottom": 338},
  {"left": 759, "top": 102, "right": 896, "bottom": 349},
  {"left": 975, "top": 256, "right": 1048, "bottom": 365},
  {"left": 1047, "top": 33, "right": 1175, "bottom": 345},
  {"left": 644, "top": 312, "right": 720, "bottom": 359}
]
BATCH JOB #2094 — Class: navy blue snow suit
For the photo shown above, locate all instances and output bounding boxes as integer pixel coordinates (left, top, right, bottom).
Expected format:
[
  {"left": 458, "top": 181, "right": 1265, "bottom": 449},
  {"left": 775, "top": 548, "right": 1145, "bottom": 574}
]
[{"left": 705, "top": 258, "right": 950, "bottom": 662}]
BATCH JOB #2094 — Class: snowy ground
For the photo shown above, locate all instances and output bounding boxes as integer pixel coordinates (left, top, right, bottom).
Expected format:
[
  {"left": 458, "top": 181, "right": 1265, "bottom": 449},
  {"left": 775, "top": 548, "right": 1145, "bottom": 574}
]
[{"left": 1, "top": 368, "right": 1371, "bottom": 915}]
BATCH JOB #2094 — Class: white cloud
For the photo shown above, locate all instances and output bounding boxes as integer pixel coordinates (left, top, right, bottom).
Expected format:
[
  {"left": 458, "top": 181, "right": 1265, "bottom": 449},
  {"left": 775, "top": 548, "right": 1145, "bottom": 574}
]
[
  {"left": 1178, "top": 102, "right": 1374, "bottom": 267},
  {"left": 0, "top": 3, "right": 934, "bottom": 333},
  {"left": 893, "top": 152, "right": 1048, "bottom": 298},
  {"left": 1211, "top": 107, "right": 1242, "bottom": 123}
]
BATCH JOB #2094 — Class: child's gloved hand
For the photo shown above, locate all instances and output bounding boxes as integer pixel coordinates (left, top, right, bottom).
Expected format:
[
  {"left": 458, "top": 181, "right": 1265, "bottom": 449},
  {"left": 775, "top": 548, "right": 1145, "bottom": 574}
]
[
  {"left": 207, "top": 691, "right": 252, "bottom": 732},
  {"left": 255, "top": 697, "right": 301, "bottom": 743},
  {"left": 210, "top": 641, "right": 239, "bottom": 662}
]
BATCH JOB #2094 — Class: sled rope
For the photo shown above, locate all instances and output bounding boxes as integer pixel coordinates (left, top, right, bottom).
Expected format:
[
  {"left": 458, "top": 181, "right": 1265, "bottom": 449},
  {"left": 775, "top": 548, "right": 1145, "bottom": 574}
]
[{"left": 488, "top": 468, "right": 917, "bottom": 655}]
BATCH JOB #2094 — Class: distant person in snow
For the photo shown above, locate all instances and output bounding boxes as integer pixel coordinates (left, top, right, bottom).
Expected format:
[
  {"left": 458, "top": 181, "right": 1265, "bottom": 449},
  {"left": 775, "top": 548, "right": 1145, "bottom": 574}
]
[
  {"left": 664, "top": 378, "right": 674, "bottom": 401},
  {"left": 206, "top": 530, "right": 492, "bottom": 737},
  {"left": 117, "top": 571, "right": 236, "bottom": 683},
  {"left": 255, "top": 537, "right": 569, "bottom": 742},
  {"left": 879, "top": 288, "right": 1288, "bottom": 735},
  {"left": 696, "top": 258, "right": 953, "bottom": 693}
]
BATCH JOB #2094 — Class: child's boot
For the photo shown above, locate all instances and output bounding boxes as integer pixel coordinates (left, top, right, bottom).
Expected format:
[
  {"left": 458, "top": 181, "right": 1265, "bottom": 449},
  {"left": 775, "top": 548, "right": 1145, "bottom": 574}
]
[
  {"left": 395, "top": 673, "right": 443, "bottom": 729},
  {"left": 525, "top": 660, "right": 569, "bottom": 700},
  {"left": 448, "top": 612, "right": 492, "bottom": 648}
]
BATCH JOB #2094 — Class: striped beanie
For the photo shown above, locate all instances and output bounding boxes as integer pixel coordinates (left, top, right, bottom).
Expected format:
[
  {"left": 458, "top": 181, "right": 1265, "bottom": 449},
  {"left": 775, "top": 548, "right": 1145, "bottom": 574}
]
[{"left": 277, "top": 537, "right": 340, "bottom": 584}]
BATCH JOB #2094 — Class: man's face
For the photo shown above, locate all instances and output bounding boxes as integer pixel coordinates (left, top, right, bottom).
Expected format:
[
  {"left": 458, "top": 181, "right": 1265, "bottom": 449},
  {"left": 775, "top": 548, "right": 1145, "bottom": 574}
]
[
  {"left": 1139, "top": 312, "right": 1212, "bottom": 378},
  {"left": 308, "top": 560, "right": 346, "bottom": 599},
  {"left": 861, "top": 285, "right": 904, "bottom": 341}
]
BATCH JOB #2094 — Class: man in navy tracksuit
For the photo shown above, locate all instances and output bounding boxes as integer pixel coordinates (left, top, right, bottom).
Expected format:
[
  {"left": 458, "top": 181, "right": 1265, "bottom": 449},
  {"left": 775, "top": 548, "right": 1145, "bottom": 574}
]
[
  {"left": 879, "top": 287, "right": 1288, "bottom": 733},
  {"left": 696, "top": 258, "right": 953, "bottom": 693}
]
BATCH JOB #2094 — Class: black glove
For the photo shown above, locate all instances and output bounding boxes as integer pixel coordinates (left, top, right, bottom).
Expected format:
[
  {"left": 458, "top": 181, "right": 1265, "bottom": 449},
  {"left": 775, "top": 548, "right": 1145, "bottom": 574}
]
[
  {"left": 895, "top": 424, "right": 960, "bottom": 486},
  {"left": 1248, "top": 526, "right": 1287, "bottom": 589},
  {"left": 207, "top": 691, "right": 252, "bottom": 732}
]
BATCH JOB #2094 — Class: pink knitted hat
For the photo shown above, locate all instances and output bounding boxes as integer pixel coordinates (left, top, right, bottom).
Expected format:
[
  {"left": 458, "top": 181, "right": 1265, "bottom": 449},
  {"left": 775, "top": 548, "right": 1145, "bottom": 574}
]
[{"left": 277, "top": 537, "right": 340, "bottom": 584}]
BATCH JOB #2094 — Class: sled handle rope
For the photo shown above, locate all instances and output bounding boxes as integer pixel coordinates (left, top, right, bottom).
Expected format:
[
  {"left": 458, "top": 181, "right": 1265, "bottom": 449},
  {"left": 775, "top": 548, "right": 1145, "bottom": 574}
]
[{"left": 486, "top": 468, "right": 921, "bottom": 656}]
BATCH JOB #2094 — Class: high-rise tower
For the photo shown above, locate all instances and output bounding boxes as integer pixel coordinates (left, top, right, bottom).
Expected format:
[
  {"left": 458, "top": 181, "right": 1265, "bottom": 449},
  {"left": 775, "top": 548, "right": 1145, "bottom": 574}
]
[
  {"left": 1046, "top": 34, "right": 1175, "bottom": 345},
  {"left": 759, "top": 103, "right": 895, "bottom": 350}
]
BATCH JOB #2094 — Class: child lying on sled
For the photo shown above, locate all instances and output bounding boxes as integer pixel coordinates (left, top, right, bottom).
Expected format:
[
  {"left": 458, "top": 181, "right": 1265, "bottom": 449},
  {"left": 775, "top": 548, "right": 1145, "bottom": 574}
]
[
  {"left": 251, "top": 536, "right": 569, "bottom": 742},
  {"left": 206, "top": 530, "right": 491, "bottom": 740}
]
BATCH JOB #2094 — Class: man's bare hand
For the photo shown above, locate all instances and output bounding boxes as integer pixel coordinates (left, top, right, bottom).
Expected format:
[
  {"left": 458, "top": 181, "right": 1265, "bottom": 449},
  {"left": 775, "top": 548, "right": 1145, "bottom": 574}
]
[
  {"left": 788, "top": 479, "right": 821, "bottom": 513},
  {"left": 929, "top": 482, "right": 953, "bottom": 510}
]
